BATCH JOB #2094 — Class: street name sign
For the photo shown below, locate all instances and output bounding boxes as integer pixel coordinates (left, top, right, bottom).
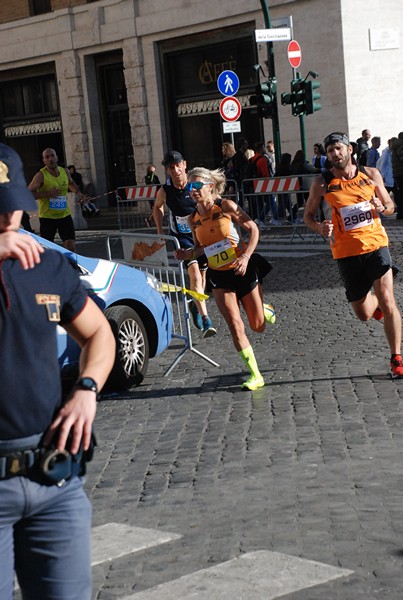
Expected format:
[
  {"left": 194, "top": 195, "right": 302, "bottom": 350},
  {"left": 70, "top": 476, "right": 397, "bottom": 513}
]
[{"left": 255, "top": 28, "right": 291, "bottom": 42}]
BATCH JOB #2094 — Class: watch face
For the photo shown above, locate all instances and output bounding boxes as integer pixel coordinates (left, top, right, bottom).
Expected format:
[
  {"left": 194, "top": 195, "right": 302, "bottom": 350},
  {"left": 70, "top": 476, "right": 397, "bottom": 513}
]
[{"left": 77, "top": 377, "right": 98, "bottom": 392}]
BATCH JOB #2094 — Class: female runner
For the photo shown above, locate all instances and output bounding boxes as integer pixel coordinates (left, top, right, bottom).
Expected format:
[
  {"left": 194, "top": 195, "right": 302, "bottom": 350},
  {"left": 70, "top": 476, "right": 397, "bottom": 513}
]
[{"left": 175, "top": 167, "right": 275, "bottom": 390}]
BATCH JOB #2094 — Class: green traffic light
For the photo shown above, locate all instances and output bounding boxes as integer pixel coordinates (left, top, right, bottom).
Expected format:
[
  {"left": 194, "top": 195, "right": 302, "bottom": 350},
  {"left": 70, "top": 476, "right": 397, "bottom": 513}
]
[
  {"left": 281, "top": 92, "right": 293, "bottom": 105},
  {"left": 305, "top": 80, "right": 321, "bottom": 115},
  {"left": 249, "top": 79, "right": 276, "bottom": 118}
]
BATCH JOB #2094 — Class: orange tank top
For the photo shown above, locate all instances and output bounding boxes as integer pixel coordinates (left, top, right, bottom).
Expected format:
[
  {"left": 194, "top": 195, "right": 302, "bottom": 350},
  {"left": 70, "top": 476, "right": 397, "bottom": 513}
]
[
  {"left": 192, "top": 201, "right": 246, "bottom": 270},
  {"left": 324, "top": 168, "right": 388, "bottom": 259}
]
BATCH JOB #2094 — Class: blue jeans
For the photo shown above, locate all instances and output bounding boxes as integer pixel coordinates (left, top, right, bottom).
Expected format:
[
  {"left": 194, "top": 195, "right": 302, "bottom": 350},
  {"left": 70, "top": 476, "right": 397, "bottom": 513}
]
[
  {"left": 258, "top": 194, "right": 278, "bottom": 221},
  {"left": 0, "top": 472, "right": 92, "bottom": 600}
]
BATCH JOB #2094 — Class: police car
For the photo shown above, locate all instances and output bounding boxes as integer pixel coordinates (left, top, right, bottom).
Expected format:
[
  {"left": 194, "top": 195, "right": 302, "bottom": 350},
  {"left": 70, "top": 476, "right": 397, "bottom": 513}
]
[{"left": 30, "top": 234, "right": 173, "bottom": 391}]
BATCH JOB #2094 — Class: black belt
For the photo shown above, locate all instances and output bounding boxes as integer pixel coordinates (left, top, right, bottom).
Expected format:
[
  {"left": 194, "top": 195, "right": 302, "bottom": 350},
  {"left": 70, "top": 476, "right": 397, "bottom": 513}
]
[
  {"left": 0, "top": 447, "right": 46, "bottom": 479},
  {"left": 0, "top": 433, "right": 96, "bottom": 485},
  {"left": 0, "top": 433, "right": 44, "bottom": 479}
]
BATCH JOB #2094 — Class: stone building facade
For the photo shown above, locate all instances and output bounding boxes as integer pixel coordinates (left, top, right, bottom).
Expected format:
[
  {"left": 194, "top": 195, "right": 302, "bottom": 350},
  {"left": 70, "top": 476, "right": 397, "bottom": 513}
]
[{"left": 0, "top": 0, "right": 402, "bottom": 203}]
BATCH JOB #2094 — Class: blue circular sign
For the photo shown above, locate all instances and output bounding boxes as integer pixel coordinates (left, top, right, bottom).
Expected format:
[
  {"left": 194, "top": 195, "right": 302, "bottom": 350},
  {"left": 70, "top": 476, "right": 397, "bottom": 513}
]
[{"left": 217, "top": 70, "right": 240, "bottom": 97}]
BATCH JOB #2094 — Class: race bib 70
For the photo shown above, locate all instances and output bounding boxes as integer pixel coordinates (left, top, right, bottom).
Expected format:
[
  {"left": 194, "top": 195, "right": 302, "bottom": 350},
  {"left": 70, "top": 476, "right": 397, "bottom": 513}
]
[{"left": 204, "top": 238, "right": 236, "bottom": 268}]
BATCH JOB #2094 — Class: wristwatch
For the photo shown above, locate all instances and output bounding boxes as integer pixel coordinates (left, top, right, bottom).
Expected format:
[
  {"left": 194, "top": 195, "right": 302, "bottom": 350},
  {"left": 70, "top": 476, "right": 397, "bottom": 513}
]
[{"left": 74, "top": 377, "right": 98, "bottom": 396}]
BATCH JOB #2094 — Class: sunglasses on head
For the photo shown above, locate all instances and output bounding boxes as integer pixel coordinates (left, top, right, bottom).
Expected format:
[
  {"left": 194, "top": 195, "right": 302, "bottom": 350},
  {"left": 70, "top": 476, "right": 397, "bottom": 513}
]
[{"left": 186, "top": 181, "right": 212, "bottom": 191}]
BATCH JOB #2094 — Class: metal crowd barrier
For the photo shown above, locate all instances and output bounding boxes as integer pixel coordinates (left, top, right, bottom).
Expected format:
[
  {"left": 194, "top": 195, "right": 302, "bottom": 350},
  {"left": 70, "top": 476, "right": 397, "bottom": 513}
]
[
  {"left": 116, "top": 185, "right": 167, "bottom": 231},
  {"left": 241, "top": 174, "right": 317, "bottom": 241},
  {"left": 106, "top": 231, "right": 219, "bottom": 376},
  {"left": 116, "top": 181, "right": 239, "bottom": 233},
  {"left": 221, "top": 178, "right": 239, "bottom": 204}
]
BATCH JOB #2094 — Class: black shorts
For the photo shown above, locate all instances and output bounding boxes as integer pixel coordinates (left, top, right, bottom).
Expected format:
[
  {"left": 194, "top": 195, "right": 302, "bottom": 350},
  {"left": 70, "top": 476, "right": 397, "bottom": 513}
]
[
  {"left": 39, "top": 215, "right": 75, "bottom": 243},
  {"left": 337, "top": 246, "right": 392, "bottom": 302},
  {"left": 206, "top": 253, "right": 272, "bottom": 300}
]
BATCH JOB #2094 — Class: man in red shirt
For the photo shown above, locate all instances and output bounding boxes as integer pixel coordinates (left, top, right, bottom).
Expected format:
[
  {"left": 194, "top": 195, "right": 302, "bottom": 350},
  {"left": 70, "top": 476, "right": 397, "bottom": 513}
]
[{"left": 249, "top": 142, "right": 276, "bottom": 225}]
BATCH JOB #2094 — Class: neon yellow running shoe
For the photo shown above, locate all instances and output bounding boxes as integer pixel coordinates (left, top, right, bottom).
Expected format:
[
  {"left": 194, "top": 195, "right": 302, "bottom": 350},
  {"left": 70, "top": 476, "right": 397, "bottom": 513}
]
[
  {"left": 263, "top": 303, "right": 276, "bottom": 324},
  {"left": 241, "top": 374, "right": 265, "bottom": 391}
]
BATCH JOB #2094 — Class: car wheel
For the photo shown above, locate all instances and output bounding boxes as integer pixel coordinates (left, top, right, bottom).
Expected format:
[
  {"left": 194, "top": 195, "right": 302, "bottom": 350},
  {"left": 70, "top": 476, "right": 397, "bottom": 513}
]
[{"left": 104, "top": 305, "right": 149, "bottom": 390}]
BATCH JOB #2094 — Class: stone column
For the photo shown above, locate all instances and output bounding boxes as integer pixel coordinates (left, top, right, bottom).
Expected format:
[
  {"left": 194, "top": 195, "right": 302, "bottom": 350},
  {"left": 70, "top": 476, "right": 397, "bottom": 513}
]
[
  {"left": 57, "top": 50, "right": 91, "bottom": 176},
  {"left": 123, "top": 38, "right": 151, "bottom": 183}
]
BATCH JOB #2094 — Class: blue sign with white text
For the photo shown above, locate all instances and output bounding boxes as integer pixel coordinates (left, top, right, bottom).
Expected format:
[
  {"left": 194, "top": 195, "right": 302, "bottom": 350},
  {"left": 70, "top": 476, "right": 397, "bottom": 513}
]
[{"left": 217, "top": 70, "right": 240, "bottom": 97}]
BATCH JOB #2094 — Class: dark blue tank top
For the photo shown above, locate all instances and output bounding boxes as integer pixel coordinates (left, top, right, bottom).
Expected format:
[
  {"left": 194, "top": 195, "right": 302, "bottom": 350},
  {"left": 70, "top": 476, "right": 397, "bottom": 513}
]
[{"left": 164, "top": 181, "right": 196, "bottom": 247}]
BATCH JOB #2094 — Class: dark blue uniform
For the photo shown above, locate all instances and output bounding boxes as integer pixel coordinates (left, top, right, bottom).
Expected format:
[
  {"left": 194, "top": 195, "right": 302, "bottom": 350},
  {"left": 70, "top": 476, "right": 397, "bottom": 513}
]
[
  {"left": 0, "top": 249, "right": 93, "bottom": 600},
  {"left": 0, "top": 249, "right": 87, "bottom": 439}
]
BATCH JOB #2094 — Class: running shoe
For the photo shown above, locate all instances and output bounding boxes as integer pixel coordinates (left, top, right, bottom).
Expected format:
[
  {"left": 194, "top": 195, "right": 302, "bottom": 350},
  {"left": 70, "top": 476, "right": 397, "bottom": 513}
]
[
  {"left": 373, "top": 307, "right": 384, "bottom": 321},
  {"left": 263, "top": 303, "right": 276, "bottom": 324},
  {"left": 202, "top": 316, "right": 217, "bottom": 338},
  {"left": 390, "top": 355, "right": 403, "bottom": 379},
  {"left": 241, "top": 374, "right": 265, "bottom": 390},
  {"left": 188, "top": 299, "right": 203, "bottom": 330}
]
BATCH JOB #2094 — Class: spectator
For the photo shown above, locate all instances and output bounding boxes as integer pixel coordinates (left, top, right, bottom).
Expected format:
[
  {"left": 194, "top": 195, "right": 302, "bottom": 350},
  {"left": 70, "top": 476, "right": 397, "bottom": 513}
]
[
  {"left": 231, "top": 137, "right": 249, "bottom": 207},
  {"left": 220, "top": 142, "right": 235, "bottom": 178},
  {"left": 249, "top": 142, "right": 277, "bottom": 226},
  {"left": 356, "top": 129, "right": 371, "bottom": 165},
  {"left": 377, "top": 138, "right": 396, "bottom": 195},
  {"left": 220, "top": 142, "right": 236, "bottom": 197},
  {"left": 145, "top": 164, "right": 161, "bottom": 187},
  {"left": 144, "top": 164, "right": 160, "bottom": 227},
  {"left": 350, "top": 142, "right": 358, "bottom": 165},
  {"left": 68, "top": 164, "right": 84, "bottom": 192},
  {"left": 274, "top": 153, "right": 292, "bottom": 222},
  {"left": 391, "top": 133, "right": 403, "bottom": 220},
  {"left": 290, "top": 150, "right": 320, "bottom": 223},
  {"left": 67, "top": 165, "right": 99, "bottom": 216},
  {"left": 312, "top": 143, "right": 327, "bottom": 169},
  {"left": 266, "top": 140, "right": 276, "bottom": 173},
  {"left": 366, "top": 136, "right": 381, "bottom": 168}
]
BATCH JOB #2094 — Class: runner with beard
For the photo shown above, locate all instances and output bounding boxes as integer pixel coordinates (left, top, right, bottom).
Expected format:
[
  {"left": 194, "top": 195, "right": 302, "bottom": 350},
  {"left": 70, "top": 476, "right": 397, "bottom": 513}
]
[{"left": 304, "top": 132, "right": 403, "bottom": 378}]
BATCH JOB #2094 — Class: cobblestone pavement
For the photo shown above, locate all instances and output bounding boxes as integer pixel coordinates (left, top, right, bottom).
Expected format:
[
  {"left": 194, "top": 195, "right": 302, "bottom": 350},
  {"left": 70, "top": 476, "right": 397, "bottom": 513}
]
[{"left": 80, "top": 222, "right": 403, "bottom": 599}]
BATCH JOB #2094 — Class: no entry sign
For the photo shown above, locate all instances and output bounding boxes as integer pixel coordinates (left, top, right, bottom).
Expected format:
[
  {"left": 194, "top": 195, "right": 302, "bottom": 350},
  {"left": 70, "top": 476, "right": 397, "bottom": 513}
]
[{"left": 288, "top": 40, "right": 302, "bottom": 69}]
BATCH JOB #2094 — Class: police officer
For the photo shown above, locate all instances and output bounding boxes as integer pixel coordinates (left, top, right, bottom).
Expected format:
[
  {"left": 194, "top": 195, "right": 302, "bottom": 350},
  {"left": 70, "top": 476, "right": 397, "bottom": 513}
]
[
  {"left": 152, "top": 150, "right": 216, "bottom": 338},
  {"left": 0, "top": 143, "right": 115, "bottom": 600}
]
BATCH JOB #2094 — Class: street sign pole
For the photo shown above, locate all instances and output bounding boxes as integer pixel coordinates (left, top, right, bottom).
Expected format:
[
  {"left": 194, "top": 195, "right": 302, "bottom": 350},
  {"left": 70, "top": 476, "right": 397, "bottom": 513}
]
[
  {"left": 217, "top": 71, "right": 241, "bottom": 147},
  {"left": 287, "top": 42, "right": 307, "bottom": 157},
  {"left": 259, "top": 0, "right": 281, "bottom": 166},
  {"left": 299, "top": 114, "right": 307, "bottom": 157}
]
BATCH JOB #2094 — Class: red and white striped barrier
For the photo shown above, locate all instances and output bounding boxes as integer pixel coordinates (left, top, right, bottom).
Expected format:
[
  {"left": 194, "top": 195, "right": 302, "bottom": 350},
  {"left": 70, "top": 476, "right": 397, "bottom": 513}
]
[
  {"left": 125, "top": 185, "right": 158, "bottom": 200},
  {"left": 253, "top": 177, "right": 300, "bottom": 194}
]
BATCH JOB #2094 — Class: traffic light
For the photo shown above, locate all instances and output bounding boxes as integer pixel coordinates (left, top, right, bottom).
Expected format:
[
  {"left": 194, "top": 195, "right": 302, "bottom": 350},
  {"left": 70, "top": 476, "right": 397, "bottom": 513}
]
[
  {"left": 291, "top": 79, "right": 307, "bottom": 116},
  {"left": 281, "top": 79, "right": 307, "bottom": 116},
  {"left": 305, "top": 80, "right": 321, "bottom": 114},
  {"left": 250, "top": 79, "right": 276, "bottom": 119}
]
